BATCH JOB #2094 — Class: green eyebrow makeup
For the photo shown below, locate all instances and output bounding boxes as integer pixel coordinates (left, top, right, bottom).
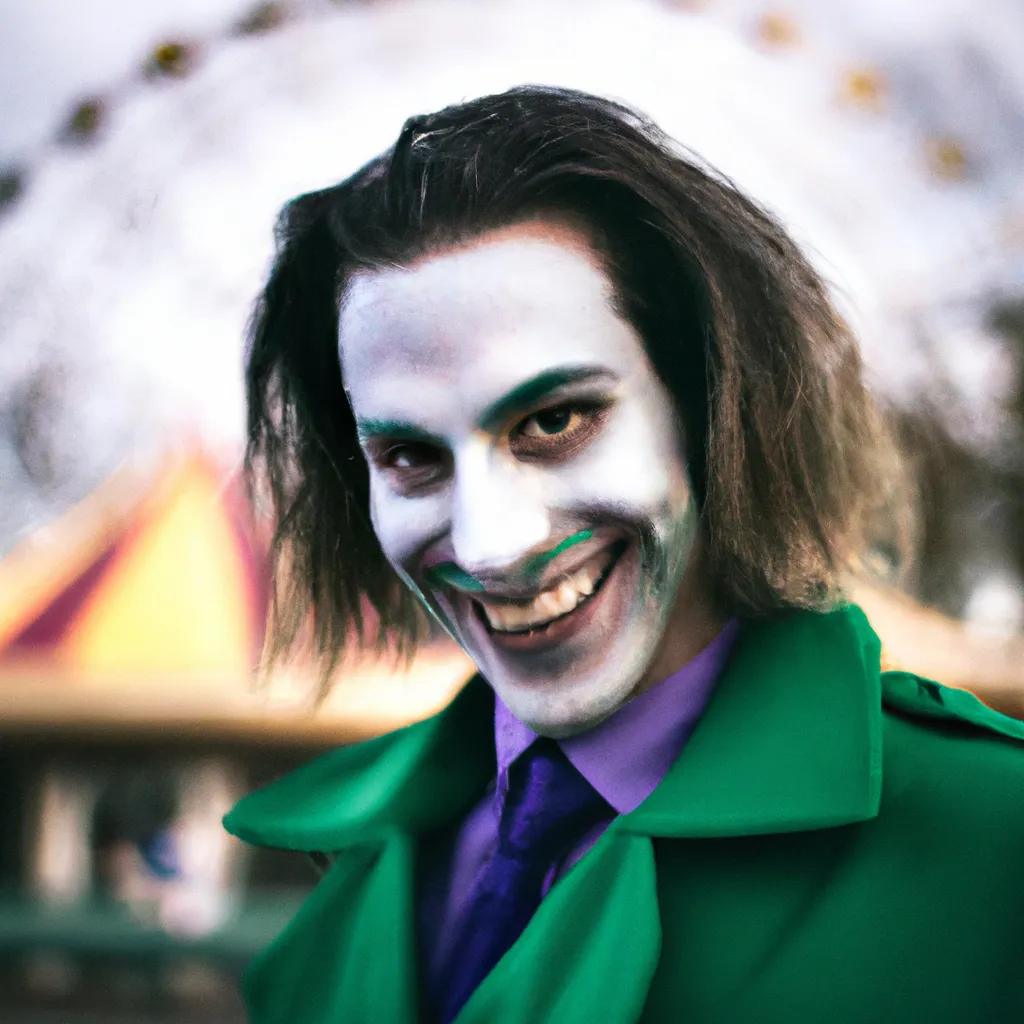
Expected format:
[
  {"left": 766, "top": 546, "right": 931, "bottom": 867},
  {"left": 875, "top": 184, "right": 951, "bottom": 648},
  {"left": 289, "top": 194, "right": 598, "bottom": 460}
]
[{"left": 356, "top": 420, "right": 445, "bottom": 446}]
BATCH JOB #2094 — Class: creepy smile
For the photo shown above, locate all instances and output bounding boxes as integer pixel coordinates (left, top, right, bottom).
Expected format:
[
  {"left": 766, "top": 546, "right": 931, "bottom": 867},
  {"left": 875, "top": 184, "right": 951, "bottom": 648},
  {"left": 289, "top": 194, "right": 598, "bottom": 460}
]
[{"left": 466, "top": 540, "right": 628, "bottom": 653}]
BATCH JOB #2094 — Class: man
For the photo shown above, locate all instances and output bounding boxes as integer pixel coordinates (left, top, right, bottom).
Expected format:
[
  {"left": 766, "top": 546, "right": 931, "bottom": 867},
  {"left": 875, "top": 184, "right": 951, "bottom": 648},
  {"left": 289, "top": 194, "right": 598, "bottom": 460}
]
[{"left": 224, "top": 87, "right": 1024, "bottom": 1023}]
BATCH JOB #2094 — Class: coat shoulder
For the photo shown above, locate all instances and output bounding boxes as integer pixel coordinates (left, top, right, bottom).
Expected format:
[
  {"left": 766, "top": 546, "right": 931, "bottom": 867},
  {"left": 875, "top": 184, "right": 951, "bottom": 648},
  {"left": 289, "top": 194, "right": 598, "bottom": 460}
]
[
  {"left": 881, "top": 669, "right": 1024, "bottom": 744},
  {"left": 880, "top": 670, "right": 1024, "bottom": 841}
]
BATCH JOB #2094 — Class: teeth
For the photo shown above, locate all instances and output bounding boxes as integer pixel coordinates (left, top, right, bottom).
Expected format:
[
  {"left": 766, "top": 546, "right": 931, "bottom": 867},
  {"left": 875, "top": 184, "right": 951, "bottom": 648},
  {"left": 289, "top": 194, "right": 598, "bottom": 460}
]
[{"left": 477, "top": 549, "right": 615, "bottom": 634}]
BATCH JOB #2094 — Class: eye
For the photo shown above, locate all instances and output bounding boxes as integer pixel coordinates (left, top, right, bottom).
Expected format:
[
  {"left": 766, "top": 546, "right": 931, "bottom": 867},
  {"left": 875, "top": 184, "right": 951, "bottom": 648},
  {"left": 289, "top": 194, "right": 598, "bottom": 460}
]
[
  {"left": 510, "top": 401, "right": 610, "bottom": 459},
  {"left": 386, "top": 443, "right": 434, "bottom": 469},
  {"left": 372, "top": 441, "right": 449, "bottom": 491},
  {"left": 519, "top": 407, "right": 580, "bottom": 438}
]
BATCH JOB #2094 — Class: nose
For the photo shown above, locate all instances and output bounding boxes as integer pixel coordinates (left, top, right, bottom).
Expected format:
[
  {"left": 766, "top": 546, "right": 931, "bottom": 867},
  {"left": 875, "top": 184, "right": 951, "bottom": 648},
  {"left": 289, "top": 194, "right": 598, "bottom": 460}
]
[{"left": 450, "top": 441, "right": 550, "bottom": 579}]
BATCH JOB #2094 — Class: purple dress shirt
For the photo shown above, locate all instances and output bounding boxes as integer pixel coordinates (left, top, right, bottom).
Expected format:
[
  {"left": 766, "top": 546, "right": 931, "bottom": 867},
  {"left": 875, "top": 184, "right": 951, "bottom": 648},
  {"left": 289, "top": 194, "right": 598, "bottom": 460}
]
[{"left": 418, "top": 619, "right": 740, "bottom": 998}]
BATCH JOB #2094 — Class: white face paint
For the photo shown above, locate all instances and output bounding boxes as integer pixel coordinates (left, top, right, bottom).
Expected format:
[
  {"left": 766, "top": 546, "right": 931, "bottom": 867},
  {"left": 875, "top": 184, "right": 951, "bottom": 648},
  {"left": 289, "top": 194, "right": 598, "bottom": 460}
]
[{"left": 338, "top": 220, "right": 703, "bottom": 737}]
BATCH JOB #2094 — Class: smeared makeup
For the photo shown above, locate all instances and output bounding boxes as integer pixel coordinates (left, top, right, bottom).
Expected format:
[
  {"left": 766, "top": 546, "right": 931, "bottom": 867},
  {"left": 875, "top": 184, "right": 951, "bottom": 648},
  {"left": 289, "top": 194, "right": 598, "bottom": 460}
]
[
  {"left": 524, "top": 530, "right": 593, "bottom": 576},
  {"left": 338, "top": 219, "right": 703, "bottom": 736},
  {"left": 426, "top": 563, "right": 486, "bottom": 593}
]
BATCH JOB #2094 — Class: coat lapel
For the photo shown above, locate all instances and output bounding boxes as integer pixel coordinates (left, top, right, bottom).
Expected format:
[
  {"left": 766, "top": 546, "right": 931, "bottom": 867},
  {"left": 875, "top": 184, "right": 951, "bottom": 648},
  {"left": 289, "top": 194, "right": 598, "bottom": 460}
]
[
  {"left": 226, "top": 679, "right": 496, "bottom": 1024},
  {"left": 242, "top": 834, "right": 418, "bottom": 1024},
  {"left": 621, "top": 605, "right": 884, "bottom": 838},
  {"left": 456, "top": 829, "right": 661, "bottom": 1024}
]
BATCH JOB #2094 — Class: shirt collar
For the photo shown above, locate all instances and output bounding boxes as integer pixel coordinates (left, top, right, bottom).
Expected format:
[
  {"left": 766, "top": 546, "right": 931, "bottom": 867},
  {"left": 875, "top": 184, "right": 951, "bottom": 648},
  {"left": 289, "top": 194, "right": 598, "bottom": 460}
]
[{"left": 494, "top": 619, "right": 740, "bottom": 814}]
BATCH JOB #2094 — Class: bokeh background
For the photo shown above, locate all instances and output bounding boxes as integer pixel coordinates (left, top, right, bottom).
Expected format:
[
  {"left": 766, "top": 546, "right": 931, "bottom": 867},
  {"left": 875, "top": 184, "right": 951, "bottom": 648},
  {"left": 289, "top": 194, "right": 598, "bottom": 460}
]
[{"left": 0, "top": 0, "right": 1022, "bottom": 1020}]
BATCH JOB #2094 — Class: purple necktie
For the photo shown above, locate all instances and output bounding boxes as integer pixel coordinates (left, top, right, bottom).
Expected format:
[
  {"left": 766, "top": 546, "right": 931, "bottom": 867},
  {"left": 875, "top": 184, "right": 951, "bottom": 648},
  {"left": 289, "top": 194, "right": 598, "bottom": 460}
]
[{"left": 436, "top": 737, "right": 613, "bottom": 1024}]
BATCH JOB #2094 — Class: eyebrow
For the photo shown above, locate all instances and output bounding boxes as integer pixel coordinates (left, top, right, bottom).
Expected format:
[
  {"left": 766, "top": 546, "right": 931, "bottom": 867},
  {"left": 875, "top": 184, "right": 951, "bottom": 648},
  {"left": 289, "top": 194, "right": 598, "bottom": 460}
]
[
  {"left": 355, "top": 419, "right": 446, "bottom": 446},
  {"left": 477, "top": 366, "right": 616, "bottom": 433}
]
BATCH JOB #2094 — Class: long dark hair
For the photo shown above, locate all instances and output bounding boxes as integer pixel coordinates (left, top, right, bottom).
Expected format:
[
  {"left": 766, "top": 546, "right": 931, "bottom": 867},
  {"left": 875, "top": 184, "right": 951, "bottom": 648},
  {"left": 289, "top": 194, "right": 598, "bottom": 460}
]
[{"left": 245, "top": 85, "right": 909, "bottom": 682}]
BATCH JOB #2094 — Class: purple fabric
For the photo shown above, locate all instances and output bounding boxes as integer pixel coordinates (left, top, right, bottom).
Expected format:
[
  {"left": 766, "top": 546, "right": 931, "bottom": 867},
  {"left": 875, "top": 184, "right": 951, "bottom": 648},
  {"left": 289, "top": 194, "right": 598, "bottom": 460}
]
[
  {"left": 418, "top": 618, "right": 740, "bottom": 1007},
  {"left": 433, "top": 738, "right": 612, "bottom": 1023}
]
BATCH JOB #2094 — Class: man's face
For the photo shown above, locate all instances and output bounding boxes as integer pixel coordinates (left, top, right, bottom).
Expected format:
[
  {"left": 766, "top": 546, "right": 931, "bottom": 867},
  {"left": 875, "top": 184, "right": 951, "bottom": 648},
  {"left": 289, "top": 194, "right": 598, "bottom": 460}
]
[{"left": 338, "top": 220, "right": 700, "bottom": 737}]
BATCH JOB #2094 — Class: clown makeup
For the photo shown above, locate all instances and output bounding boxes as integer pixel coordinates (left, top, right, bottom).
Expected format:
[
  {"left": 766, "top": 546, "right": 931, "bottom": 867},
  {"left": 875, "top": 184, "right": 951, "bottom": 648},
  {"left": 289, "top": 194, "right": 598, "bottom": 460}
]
[{"left": 339, "top": 220, "right": 710, "bottom": 737}]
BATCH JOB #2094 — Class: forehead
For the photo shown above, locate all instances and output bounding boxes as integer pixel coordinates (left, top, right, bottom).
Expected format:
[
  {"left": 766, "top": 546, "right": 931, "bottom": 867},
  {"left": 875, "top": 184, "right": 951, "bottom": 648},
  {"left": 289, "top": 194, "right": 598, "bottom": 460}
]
[{"left": 337, "top": 221, "right": 648, "bottom": 417}]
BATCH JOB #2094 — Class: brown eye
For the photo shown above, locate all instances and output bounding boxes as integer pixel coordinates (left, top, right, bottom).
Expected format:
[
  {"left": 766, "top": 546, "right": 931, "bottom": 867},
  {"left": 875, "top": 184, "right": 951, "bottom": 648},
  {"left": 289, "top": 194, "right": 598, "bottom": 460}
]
[
  {"left": 520, "top": 407, "right": 579, "bottom": 438},
  {"left": 387, "top": 443, "right": 433, "bottom": 469},
  {"left": 510, "top": 402, "right": 609, "bottom": 459},
  {"left": 375, "top": 442, "right": 448, "bottom": 490}
]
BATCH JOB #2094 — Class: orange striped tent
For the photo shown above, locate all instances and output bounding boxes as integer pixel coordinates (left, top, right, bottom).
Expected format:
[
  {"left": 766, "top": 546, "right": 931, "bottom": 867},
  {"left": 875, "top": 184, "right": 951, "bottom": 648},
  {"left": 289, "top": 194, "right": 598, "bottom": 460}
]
[
  {"left": 0, "top": 451, "right": 471, "bottom": 741},
  {"left": 0, "top": 453, "right": 265, "bottom": 683}
]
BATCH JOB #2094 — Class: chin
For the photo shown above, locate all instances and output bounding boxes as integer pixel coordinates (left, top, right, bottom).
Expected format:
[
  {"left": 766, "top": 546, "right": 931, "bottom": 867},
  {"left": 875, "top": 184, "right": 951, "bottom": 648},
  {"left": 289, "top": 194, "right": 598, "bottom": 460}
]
[
  {"left": 494, "top": 676, "right": 635, "bottom": 738},
  {"left": 486, "top": 645, "right": 653, "bottom": 737}
]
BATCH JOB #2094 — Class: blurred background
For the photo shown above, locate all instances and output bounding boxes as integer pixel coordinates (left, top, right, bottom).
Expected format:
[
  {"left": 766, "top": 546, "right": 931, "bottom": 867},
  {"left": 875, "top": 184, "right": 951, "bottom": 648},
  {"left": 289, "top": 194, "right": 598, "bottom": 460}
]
[{"left": 0, "top": 0, "right": 1022, "bottom": 1020}]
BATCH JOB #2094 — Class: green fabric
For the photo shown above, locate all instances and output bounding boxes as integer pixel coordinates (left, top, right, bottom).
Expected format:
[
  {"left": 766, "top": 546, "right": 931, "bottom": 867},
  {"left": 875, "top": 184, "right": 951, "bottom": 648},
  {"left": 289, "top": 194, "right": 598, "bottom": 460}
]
[{"left": 224, "top": 605, "right": 1024, "bottom": 1023}]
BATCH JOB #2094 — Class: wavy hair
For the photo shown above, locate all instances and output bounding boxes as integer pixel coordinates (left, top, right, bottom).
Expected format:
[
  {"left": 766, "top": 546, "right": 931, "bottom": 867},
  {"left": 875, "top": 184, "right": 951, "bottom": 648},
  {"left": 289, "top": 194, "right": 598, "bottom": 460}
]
[{"left": 245, "top": 85, "right": 909, "bottom": 683}]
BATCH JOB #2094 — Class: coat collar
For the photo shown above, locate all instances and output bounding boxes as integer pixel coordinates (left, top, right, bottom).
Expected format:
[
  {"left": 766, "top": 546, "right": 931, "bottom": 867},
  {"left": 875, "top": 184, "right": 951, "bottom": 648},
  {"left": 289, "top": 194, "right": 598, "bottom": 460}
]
[
  {"left": 223, "top": 605, "right": 883, "bottom": 850},
  {"left": 619, "top": 603, "right": 883, "bottom": 836},
  {"left": 223, "top": 676, "right": 495, "bottom": 852}
]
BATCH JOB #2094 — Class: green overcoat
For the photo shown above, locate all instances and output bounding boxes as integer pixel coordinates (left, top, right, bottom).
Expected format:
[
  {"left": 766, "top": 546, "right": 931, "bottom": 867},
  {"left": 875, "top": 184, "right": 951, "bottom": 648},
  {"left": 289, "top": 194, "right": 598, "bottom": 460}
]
[{"left": 224, "top": 606, "right": 1024, "bottom": 1022}]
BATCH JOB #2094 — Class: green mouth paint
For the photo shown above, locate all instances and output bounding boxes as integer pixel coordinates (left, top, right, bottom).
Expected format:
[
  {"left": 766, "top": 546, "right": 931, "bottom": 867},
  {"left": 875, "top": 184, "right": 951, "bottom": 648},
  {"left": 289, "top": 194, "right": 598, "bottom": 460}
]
[
  {"left": 426, "top": 563, "right": 486, "bottom": 592},
  {"left": 426, "top": 530, "right": 593, "bottom": 592},
  {"left": 525, "top": 529, "right": 593, "bottom": 575}
]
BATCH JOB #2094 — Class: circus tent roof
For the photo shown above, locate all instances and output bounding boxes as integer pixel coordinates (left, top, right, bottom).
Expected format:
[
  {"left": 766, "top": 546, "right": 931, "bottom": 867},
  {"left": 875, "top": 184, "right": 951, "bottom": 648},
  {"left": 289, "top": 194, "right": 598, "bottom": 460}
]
[
  {"left": 0, "top": 450, "right": 471, "bottom": 741},
  {"left": 0, "top": 450, "right": 264, "bottom": 677}
]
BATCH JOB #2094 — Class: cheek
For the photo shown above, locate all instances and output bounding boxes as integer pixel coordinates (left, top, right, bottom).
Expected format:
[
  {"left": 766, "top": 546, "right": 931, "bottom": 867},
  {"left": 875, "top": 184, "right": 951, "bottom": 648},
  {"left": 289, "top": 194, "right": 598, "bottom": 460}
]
[{"left": 368, "top": 476, "right": 448, "bottom": 572}]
